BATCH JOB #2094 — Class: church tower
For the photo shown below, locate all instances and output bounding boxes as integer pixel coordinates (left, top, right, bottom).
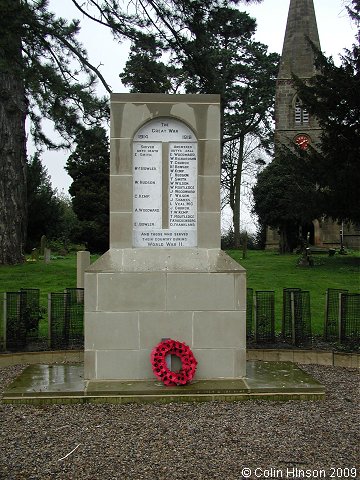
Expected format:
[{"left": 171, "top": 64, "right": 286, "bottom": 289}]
[
  {"left": 266, "top": 0, "right": 360, "bottom": 250},
  {"left": 266, "top": 0, "right": 322, "bottom": 249},
  {"left": 275, "top": 0, "right": 322, "bottom": 152}
]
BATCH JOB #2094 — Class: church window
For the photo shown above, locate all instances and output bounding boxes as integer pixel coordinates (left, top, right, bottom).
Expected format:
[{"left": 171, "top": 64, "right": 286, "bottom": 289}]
[{"left": 295, "top": 98, "right": 309, "bottom": 125}]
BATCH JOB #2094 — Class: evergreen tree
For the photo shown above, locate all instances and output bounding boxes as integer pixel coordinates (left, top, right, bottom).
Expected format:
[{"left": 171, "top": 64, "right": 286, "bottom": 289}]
[
  {"left": 0, "top": 0, "right": 108, "bottom": 264},
  {"left": 54, "top": 192, "right": 80, "bottom": 252},
  {"left": 294, "top": 0, "right": 360, "bottom": 224},
  {"left": 121, "top": 34, "right": 182, "bottom": 93},
  {"left": 66, "top": 126, "right": 110, "bottom": 253},
  {"left": 26, "top": 153, "right": 62, "bottom": 252},
  {"left": 252, "top": 147, "right": 322, "bottom": 253}
]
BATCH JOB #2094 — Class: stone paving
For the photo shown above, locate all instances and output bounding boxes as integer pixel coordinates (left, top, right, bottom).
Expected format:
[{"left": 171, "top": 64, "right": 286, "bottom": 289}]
[{"left": 3, "top": 361, "right": 325, "bottom": 404}]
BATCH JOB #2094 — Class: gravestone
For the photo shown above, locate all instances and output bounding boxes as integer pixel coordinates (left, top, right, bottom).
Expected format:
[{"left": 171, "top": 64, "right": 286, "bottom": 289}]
[
  {"left": 44, "top": 248, "right": 51, "bottom": 264},
  {"left": 40, "top": 235, "right": 47, "bottom": 256},
  {"left": 31, "top": 248, "right": 39, "bottom": 262},
  {"left": 84, "top": 93, "right": 246, "bottom": 381},
  {"left": 77, "top": 251, "right": 90, "bottom": 289}
]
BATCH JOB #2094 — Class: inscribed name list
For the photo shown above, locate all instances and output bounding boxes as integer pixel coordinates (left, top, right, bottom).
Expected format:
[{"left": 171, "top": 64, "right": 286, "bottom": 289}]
[
  {"left": 169, "top": 143, "right": 197, "bottom": 228},
  {"left": 133, "top": 118, "right": 197, "bottom": 248},
  {"left": 133, "top": 142, "right": 162, "bottom": 229}
]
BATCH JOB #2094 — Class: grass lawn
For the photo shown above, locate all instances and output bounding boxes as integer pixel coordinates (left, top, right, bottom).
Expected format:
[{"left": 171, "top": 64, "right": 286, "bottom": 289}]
[
  {"left": 1, "top": 256, "right": 78, "bottom": 308},
  {"left": 0, "top": 251, "right": 359, "bottom": 338},
  {"left": 227, "top": 249, "right": 360, "bottom": 334}
]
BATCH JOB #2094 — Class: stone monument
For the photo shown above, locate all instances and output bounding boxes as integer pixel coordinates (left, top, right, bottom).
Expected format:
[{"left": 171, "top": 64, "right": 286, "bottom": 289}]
[{"left": 84, "top": 93, "right": 246, "bottom": 381}]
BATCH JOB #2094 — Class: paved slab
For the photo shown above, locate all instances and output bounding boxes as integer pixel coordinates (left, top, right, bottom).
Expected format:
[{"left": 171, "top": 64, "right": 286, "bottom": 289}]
[{"left": 2, "top": 361, "right": 325, "bottom": 404}]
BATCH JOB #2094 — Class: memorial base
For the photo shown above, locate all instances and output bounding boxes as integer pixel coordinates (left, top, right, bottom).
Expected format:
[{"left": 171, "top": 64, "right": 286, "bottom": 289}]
[{"left": 84, "top": 248, "right": 246, "bottom": 381}]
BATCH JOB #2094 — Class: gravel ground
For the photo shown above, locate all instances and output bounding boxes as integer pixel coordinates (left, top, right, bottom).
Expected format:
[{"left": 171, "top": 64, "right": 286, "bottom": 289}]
[{"left": 0, "top": 364, "right": 359, "bottom": 480}]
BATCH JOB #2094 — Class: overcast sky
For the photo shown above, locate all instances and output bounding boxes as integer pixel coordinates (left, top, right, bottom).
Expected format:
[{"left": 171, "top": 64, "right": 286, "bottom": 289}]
[{"left": 36, "top": 0, "right": 356, "bottom": 231}]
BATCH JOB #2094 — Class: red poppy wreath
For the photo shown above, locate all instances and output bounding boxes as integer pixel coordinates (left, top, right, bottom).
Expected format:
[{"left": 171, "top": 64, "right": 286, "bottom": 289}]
[{"left": 151, "top": 339, "right": 198, "bottom": 386}]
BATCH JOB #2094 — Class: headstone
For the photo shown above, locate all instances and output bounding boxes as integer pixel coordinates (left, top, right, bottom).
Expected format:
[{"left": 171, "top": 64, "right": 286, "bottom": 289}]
[
  {"left": 84, "top": 93, "right": 246, "bottom": 381},
  {"left": 77, "top": 251, "right": 91, "bottom": 289},
  {"left": 31, "top": 248, "right": 39, "bottom": 262},
  {"left": 40, "top": 235, "right": 47, "bottom": 256},
  {"left": 44, "top": 248, "right": 51, "bottom": 264}
]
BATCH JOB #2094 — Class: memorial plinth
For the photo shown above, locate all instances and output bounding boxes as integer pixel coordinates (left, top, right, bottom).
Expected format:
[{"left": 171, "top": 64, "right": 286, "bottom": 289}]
[{"left": 84, "top": 94, "right": 246, "bottom": 381}]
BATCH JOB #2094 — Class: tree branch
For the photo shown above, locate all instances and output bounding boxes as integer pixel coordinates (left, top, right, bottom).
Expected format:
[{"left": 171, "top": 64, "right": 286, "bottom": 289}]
[
  {"left": 71, "top": 0, "right": 140, "bottom": 41},
  {"left": 50, "top": 32, "right": 112, "bottom": 93},
  {"left": 71, "top": 0, "right": 114, "bottom": 30}
]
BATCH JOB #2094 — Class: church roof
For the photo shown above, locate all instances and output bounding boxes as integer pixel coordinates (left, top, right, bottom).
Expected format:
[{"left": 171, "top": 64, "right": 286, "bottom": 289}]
[{"left": 278, "top": 0, "right": 321, "bottom": 79}]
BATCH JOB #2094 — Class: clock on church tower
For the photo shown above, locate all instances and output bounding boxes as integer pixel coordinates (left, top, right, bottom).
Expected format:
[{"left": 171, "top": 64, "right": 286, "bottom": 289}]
[{"left": 294, "top": 134, "right": 310, "bottom": 150}]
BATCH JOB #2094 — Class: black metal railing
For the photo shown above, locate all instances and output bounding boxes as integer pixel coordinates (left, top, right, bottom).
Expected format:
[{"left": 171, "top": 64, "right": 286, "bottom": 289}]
[
  {"left": 1, "top": 286, "right": 358, "bottom": 352},
  {"left": 49, "top": 289, "right": 84, "bottom": 350}
]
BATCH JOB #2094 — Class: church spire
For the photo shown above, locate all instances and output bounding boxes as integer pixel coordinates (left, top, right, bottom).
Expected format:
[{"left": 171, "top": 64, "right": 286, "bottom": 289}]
[{"left": 278, "top": 0, "right": 321, "bottom": 79}]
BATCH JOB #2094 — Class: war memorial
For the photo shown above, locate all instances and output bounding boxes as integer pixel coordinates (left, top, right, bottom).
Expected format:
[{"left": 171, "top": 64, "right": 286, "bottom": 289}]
[{"left": 83, "top": 93, "right": 248, "bottom": 382}]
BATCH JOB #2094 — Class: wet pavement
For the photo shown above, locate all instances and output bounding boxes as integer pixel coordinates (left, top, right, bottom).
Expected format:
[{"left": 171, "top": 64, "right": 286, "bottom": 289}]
[{"left": 3, "top": 361, "right": 325, "bottom": 404}]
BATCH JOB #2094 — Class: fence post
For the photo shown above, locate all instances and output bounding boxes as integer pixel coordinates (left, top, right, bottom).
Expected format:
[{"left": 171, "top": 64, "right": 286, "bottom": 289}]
[
  {"left": 338, "top": 293, "right": 343, "bottom": 343},
  {"left": 63, "top": 290, "right": 70, "bottom": 348},
  {"left": 324, "top": 289, "right": 329, "bottom": 340},
  {"left": 3, "top": 292, "right": 7, "bottom": 351},
  {"left": 253, "top": 293, "right": 257, "bottom": 342},
  {"left": 246, "top": 288, "right": 253, "bottom": 338},
  {"left": 48, "top": 293, "right": 52, "bottom": 349},
  {"left": 291, "top": 291, "right": 296, "bottom": 345}
]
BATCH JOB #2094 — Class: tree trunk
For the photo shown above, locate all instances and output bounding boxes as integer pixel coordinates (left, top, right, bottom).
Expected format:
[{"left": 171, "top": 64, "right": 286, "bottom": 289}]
[
  {"left": 233, "top": 135, "right": 244, "bottom": 249},
  {"left": 279, "top": 229, "right": 287, "bottom": 254},
  {"left": 0, "top": 10, "right": 27, "bottom": 265},
  {"left": 279, "top": 227, "right": 292, "bottom": 254}
]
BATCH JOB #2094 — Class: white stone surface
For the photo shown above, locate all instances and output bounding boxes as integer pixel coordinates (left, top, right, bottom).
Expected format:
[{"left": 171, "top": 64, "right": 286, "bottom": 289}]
[{"left": 132, "top": 118, "right": 198, "bottom": 248}]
